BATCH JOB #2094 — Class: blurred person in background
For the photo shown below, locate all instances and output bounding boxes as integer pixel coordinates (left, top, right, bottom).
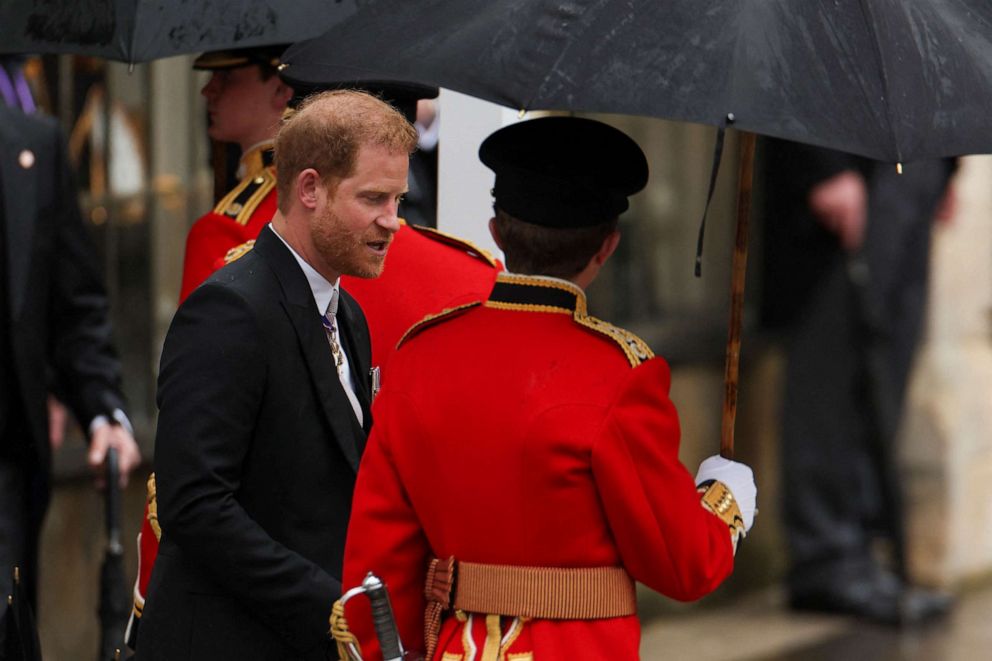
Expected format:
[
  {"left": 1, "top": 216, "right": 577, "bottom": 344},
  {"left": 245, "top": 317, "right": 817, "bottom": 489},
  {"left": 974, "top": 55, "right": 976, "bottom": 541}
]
[
  {"left": 762, "top": 138, "right": 956, "bottom": 625},
  {"left": 0, "top": 99, "right": 140, "bottom": 647},
  {"left": 178, "top": 45, "right": 293, "bottom": 303}
]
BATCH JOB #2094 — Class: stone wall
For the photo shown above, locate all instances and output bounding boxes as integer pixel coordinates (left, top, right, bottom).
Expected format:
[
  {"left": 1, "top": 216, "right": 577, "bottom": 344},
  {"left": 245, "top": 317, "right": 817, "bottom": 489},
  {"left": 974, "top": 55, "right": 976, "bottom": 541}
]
[{"left": 903, "top": 155, "right": 992, "bottom": 587}]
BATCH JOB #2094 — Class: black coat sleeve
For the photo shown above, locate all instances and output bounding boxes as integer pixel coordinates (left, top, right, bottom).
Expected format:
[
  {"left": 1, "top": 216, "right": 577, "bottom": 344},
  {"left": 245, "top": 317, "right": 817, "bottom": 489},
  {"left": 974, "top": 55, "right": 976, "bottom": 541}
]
[
  {"left": 154, "top": 282, "right": 338, "bottom": 654},
  {"left": 45, "top": 122, "right": 127, "bottom": 428}
]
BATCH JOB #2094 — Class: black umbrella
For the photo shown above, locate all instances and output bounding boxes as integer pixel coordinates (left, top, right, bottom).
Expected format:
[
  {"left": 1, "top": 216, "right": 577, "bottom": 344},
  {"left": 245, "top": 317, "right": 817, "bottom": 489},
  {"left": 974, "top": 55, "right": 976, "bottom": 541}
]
[
  {"left": 281, "top": 0, "right": 992, "bottom": 461},
  {"left": 281, "top": 0, "right": 992, "bottom": 164},
  {"left": 0, "top": 0, "right": 361, "bottom": 65},
  {"left": 97, "top": 448, "right": 129, "bottom": 661},
  {"left": 3, "top": 566, "right": 42, "bottom": 661}
]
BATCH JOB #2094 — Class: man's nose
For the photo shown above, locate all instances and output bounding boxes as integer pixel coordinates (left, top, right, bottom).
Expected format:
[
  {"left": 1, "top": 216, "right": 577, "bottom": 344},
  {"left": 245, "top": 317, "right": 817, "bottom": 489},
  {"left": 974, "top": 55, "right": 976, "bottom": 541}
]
[
  {"left": 201, "top": 74, "right": 219, "bottom": 98},
  {"left": 378, "top": 202, "right": 402, "bottom": 232}
]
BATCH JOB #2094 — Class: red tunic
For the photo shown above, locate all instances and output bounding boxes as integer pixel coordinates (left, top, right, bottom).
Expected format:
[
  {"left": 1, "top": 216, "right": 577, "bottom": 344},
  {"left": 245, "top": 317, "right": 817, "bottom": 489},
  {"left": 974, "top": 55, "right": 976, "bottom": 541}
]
[
  {"left": 342, "top": 273, "right": 736, "bottom": 660},
  {"left": 178, "top": 142, "right": 277, "bottom": 303},
  {"left": 342, "top": 221, "right": 501, "bottom": 373}
]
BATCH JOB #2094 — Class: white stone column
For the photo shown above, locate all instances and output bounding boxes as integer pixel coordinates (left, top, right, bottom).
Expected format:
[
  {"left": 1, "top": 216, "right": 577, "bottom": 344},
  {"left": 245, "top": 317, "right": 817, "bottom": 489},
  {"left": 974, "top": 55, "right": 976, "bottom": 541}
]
[
  {"left": 903, "top": 155, "right": 992, "bottom": 585},
  {"left": 435, "top": 89, "right": 521, "bottom": 256}
]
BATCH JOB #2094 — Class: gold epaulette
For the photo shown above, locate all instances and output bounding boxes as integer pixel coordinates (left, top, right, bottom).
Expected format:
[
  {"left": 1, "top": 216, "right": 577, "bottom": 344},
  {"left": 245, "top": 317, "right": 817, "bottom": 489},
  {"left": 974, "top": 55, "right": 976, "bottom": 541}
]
[
  {"left": 397, "top": 302, "right": 481, "bottom": 349},
  {"left": 213, "top": 167, "right": 276, "bottom": 225},
  {"left": 407, "top": 222, "right": 500, "bottom": 268},
  {"left": 574, "top": 315, "right": 654, "bottom": 368},
  {"left": 224, "top": 240, "right": 255, "bottom": 264}
]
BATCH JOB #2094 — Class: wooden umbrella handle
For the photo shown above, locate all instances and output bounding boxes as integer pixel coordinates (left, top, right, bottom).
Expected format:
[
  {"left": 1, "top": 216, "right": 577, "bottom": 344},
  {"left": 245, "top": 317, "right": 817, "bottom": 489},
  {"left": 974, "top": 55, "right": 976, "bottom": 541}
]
[{"left": 721, "top": 131, "right": 756, "bottom": 460}]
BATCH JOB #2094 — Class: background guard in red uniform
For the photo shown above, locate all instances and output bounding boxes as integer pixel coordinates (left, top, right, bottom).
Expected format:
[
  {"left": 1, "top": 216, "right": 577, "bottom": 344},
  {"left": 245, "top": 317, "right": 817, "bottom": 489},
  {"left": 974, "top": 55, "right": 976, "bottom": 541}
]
[{"left": 339, "top": 116, "right": 758, "bottom": 661}]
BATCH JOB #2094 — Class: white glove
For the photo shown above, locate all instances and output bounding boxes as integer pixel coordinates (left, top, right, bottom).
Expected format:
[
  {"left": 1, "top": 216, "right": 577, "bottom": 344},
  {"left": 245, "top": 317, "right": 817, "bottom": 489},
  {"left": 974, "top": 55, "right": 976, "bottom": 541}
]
[{"left": 695, "top": 455, "right": 757, "bottom": 532}]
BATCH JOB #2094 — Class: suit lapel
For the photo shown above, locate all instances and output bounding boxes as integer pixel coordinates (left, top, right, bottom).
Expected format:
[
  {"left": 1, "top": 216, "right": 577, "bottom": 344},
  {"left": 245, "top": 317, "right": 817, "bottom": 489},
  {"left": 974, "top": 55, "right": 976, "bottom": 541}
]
[
  {"left": 0, "top": 108, "right": 38, "bottom": 319},
  {"left": 337, "top": 290, "right": 373, "bottom": 435},
  {"left": 254, "top": 227, "right": 364, "bottom": 472}
]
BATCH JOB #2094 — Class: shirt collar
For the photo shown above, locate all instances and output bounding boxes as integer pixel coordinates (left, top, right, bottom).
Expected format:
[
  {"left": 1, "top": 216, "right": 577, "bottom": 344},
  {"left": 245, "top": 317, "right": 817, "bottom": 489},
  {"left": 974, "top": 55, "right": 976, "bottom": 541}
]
[{"left": 269, "top": 223, "right": 338, "bottom": 315}]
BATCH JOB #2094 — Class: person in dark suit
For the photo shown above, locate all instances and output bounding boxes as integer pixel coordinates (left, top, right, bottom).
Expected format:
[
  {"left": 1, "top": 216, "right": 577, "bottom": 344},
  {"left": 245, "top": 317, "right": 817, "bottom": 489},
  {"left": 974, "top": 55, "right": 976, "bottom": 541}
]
[
  {"left": 135, "top": 90, "right": 418, "bottom": 660},
  {"left": 0, "top": 104, "right": 141, "bottom": 639},
  {"left": 762, "top": 139, "right": 955, "bottom": 625}
]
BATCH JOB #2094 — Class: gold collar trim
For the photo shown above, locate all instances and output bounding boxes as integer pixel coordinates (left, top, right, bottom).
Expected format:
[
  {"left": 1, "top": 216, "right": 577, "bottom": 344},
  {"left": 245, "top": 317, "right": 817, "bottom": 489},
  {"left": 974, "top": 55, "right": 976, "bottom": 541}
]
[{"left": 484, "top": 273, "right": 587, "bottom": 316}]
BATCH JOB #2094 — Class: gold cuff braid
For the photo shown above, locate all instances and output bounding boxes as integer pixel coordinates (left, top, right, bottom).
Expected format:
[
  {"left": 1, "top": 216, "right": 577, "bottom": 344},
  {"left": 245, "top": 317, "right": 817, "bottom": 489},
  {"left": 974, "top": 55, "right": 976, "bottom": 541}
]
[{"left": 697, "top": 480, "right": 746, "bottom": 554}]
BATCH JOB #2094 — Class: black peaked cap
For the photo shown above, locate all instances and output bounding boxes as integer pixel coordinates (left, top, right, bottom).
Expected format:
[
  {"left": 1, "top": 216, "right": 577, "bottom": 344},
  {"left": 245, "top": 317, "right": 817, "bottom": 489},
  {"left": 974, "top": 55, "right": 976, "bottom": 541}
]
[
  {"left": 479, "top": 116, "right": 649, "bottom": 228},
  {"left": 193, "top": 44, "right": 290, "bottom": 71}
]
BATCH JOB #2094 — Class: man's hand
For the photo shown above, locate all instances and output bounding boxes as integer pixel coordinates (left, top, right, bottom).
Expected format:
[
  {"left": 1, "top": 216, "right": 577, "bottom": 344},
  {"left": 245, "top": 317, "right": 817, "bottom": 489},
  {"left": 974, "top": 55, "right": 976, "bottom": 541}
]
[
  {"left": 808, "top": 170, "right": 868, "bottom": 252},
  {"left": 89, "top": 422, "right": 142, "bottom": 488},
  {"left": 48, "top": 394, "right": 68, "bottom": 451}
]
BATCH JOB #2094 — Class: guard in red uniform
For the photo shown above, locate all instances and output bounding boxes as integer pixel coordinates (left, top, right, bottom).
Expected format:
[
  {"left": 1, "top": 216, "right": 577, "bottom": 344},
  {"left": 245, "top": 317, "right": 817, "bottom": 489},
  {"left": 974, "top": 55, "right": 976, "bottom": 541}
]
[
  {"left": 339, "top": 117, "right": 757, "bottom": 660},
  {"left": 178, "top": 45, "right": 293, "bottom": 303}
]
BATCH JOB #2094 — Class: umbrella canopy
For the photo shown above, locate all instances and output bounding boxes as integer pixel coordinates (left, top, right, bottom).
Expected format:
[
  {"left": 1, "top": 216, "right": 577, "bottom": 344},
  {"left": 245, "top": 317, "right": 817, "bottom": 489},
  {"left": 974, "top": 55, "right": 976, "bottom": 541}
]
[
  {"left": 281, "top": 0, "right": 992, "bottom": 163},
  {"left": 0, "top": 0, "right": 360, "bottom": 64}
]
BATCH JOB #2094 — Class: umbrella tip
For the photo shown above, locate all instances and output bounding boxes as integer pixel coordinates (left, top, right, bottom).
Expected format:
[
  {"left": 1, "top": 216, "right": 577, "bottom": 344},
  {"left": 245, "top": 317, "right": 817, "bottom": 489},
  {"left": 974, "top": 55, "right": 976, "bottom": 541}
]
[
  {"left": 726, "top": 112, "right": 735, "bottom": 124},
  {"left": 518, "top": 108, "right": 527, "bottom": 119},
  {"left": 896, "top": 162, "right": 903, "bottom": 174},
  {"left": 6, "top": 595, "right": 11, "bottom": 605},
  {"left": 13, "top": 566, "right": 19, "bottom": 583}
]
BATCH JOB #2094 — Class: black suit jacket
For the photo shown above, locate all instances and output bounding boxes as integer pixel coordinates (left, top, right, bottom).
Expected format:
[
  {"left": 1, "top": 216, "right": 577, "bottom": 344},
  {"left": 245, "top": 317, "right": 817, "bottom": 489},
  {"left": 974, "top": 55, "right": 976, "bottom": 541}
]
[
  {"left": 0, "top": 104, "right": 126, "bottom": 471},
  {"left": 137, "top": 226, "right": 373, "bottom": 660}
]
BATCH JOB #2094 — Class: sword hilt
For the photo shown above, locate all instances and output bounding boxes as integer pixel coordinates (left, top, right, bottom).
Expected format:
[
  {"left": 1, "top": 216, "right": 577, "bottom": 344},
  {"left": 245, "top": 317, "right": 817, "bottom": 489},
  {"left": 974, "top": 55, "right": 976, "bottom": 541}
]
[
  {"left": 338, "top": 573, "right": 406, "bottom": 661},
  {"left": 363, "top": 573, "right": 404, "bottom": 661}
]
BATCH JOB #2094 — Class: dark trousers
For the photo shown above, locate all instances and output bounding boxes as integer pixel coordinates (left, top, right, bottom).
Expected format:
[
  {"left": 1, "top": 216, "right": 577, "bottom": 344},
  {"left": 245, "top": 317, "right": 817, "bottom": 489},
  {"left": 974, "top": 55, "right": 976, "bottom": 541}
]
[
  {"left": 0, "top": 455, "right": 26, "bottom": 649},
  {"left": 779, "top": 160, "right": 949, "bottom": 593},
  {"left": 0, "top": 450, "right": 47, "bottom": 643}
]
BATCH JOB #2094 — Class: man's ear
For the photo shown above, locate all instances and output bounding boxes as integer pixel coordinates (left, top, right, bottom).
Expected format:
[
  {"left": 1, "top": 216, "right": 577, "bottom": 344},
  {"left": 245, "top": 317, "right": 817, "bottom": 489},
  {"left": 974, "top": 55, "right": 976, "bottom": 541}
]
[
  {"left": 272, "top": 80, "right": 294, "bottom": 111},
  {"left": 592, "top": 229, "right": 621, "bottom": 267},
  {"left": 296, "top": 169, "right": 321, "bottom": 211},
  {"left": 488, "top": 217, "right": 505, "bottom": 250}
]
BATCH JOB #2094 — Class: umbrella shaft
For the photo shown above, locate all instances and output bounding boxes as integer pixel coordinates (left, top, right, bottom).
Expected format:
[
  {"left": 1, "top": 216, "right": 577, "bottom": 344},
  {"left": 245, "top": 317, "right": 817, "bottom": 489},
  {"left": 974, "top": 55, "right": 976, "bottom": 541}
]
[{"left": 720, "top": 131, "right": 756, "bottom": 460}]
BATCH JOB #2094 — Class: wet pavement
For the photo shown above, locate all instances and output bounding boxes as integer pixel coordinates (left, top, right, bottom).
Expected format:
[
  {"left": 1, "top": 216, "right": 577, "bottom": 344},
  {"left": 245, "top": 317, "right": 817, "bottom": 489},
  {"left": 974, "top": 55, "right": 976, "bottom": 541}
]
[{"left": 640, "top": 583, "right": 992, "bottom": 661}]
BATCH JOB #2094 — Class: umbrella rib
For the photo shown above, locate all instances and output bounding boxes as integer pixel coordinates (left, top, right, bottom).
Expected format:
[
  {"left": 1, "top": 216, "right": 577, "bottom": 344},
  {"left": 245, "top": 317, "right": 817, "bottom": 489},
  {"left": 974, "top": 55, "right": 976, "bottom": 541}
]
[{"left": 856, "top": 0, "right": 901, "bottom": 163}]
